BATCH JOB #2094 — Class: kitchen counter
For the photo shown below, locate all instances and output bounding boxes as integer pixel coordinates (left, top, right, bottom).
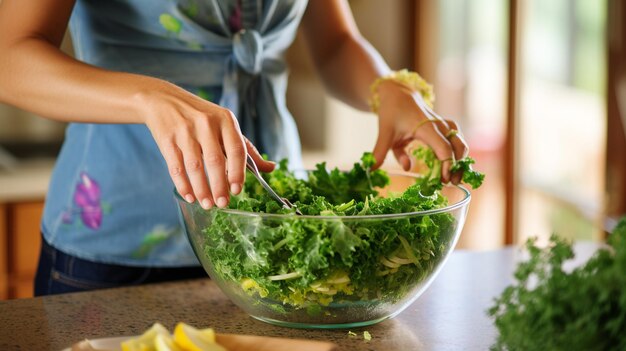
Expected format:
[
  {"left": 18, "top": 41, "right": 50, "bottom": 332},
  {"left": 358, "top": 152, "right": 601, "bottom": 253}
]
[
  {"left": 0, "top": 243, "right": 601, "bottom": 351},
  {"left": 0, "top": 159, "right": 54, "bottom": 202}
]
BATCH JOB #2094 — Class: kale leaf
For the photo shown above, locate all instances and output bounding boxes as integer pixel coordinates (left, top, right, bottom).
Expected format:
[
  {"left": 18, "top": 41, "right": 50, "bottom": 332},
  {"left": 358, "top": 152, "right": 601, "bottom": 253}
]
[
  {"left": 414, "top": 146, "right": 485, "bottom": 194},
  {"left": 201, "top": 149, "right": 480, "bottom": 317},
  {"left": 451, "top": 157, "right": 485, "bottom": 190},
  {"left": 489, "top": 217, "right": 626, "bottom": 350}
]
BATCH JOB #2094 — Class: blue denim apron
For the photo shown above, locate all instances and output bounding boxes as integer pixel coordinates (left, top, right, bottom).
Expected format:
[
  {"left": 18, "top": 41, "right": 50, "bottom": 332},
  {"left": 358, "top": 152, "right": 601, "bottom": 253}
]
[{"left": 41, "top": 0, "right": 308, "bottom": 267}]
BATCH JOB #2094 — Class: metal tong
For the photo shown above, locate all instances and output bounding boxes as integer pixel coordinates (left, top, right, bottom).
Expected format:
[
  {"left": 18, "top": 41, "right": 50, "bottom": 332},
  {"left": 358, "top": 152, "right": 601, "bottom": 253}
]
[{"left": 245, "top": 154, "right": 302, "bottom": 215}]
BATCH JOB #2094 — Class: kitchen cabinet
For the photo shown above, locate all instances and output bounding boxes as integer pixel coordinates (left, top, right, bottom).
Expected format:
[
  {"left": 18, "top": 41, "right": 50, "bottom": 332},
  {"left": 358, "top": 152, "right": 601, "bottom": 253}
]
[
  {"left": 0, "top": 203, "right": 7, "bottom": 300},
  {"left": 9, "top": 201, "right": 43, "bottom": 298},
  {"left": 0, "top": 201, "right": 43, "bottom": 299},
  {"left": 0, "top": 160, "right": 53, "bottom": 299}
]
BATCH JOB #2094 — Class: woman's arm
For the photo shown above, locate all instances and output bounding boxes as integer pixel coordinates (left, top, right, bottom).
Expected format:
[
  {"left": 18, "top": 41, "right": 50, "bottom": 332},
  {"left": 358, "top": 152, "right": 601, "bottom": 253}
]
[
  {"left": 300, "top": 0, "right": 388, "bottom": 111},
  {"left": 0, "top": 0, "right": 274, "bottom": 209},
  {"left": 0, "top": 0, "right": 145, "bottom": 123},
  {"left": 301, "top": 0, "right": 468, "bottom": 183}
]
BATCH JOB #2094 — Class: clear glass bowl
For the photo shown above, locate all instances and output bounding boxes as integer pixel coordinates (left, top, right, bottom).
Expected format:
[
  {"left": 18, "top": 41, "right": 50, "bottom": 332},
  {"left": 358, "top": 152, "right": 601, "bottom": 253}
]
[{"left": 175, "top": 172, "right": 470, "bottom": 329}]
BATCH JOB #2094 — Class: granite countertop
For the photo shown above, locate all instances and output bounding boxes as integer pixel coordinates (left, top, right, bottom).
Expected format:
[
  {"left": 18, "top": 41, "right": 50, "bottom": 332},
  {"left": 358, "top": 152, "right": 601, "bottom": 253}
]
[{"left": 0, "top": 243, "right": 601, "bottom": 351}]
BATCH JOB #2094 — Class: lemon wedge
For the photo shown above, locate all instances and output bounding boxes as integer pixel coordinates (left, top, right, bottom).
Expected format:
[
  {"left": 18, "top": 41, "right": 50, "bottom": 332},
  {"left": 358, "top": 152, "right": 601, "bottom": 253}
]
[
  {"left": 173, "top": 322, "right": 226, "bottom": 351},
  {"left": 199, "top": 327, "right": 216, "bottom": 343},
  {"left": 121, "top": 323, "right": 170, "bottom": 351},
  {"left": 154, "top": 333, "right": 184, "bottom": 351}
]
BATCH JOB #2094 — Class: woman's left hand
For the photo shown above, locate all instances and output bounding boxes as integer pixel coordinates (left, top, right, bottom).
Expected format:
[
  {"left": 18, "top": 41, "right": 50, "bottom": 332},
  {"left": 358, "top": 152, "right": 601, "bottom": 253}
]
[{"left": 372, "top": 80, "right": 469, "bottom": 184}]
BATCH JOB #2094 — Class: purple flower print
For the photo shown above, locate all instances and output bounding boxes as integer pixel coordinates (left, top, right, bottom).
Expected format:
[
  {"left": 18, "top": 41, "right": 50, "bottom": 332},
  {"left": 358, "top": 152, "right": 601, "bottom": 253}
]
[{"left": 73, "top": 172, "right": 103, "bottom": 229}]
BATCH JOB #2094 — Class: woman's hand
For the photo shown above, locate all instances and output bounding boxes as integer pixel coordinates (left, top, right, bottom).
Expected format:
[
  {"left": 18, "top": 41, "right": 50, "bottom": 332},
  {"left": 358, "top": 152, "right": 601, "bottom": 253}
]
[
  {"left": 372, "top": 80, "right": 469, "bottom": 184},
  {"left": 0, "top": 0, "right": 274, "bottom": 210},
  {"left": 299, "top": 1, "right": 469, "bottom": 184},
  {"left": 139, "top": 81, "right": 275, "bottom": 209}
]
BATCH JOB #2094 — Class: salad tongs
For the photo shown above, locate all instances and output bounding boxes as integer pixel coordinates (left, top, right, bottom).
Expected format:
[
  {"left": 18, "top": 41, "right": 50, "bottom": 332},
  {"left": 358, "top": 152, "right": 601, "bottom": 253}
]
[{"left": 245, "top": 154, "right": 303, "bottom": 215}]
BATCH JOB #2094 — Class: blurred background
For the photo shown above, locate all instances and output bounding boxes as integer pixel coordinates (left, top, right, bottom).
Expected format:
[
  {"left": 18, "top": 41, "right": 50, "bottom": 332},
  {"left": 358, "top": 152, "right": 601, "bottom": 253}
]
[
  {"left": 286, "top": 0, "right": 624, "bottom": 251},
  {"left": 1, "top": 0, "right": 625, "bottom": 299}
]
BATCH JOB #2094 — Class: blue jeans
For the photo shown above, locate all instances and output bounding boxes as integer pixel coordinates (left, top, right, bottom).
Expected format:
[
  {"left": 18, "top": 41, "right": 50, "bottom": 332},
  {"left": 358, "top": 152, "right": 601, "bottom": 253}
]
[{"left": 34, "top": 235, "right": 207, "bottom": 296}]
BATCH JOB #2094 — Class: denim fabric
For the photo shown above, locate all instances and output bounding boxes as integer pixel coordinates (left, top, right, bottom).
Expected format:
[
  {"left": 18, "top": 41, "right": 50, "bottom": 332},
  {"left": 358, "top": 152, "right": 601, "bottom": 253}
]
[
  {"left": 34, "top": 235, "right": 207, "bottom": 296},
  {"left": 41, "top": 0, "right": 307, "bottom": 267}
]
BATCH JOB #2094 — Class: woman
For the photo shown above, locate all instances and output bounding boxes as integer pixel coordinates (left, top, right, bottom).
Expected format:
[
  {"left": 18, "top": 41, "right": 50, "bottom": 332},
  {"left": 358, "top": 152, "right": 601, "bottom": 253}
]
[{"left": 0, "top": 0, "right": 468, "bottom": 295}]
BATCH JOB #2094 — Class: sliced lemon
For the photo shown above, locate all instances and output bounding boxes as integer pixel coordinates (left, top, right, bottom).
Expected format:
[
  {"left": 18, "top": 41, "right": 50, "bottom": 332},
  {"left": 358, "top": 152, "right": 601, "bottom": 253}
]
[
  {"left": 199, "top": 327, "right": 216, "bottom": 343},
  {"left": 121, "top": 323, "right": 170, "bottom": 351},
  {"left": 173, "top": 322, "right": 226, "bottom": 351},
  {"left": 154, "top": 333, "right": 184, "bottom": 351}
]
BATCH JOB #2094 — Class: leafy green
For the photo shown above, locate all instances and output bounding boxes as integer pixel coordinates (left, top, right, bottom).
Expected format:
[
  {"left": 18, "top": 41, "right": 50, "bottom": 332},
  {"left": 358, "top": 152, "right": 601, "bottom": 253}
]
[
  {"left": 306, "top": 153, "right": 390, "bottom": 205},
  {"left": 414, "top": 146, "right": 485, "bottom": 195},
  {"left": 489, "top": 217, "right": 626, "bottom": 350},
  {"left": 451, "top": 157, "right": 485, "bottom": 189},
  {"left": 201, "top": 150, "right": 482, "bottom": 315}
]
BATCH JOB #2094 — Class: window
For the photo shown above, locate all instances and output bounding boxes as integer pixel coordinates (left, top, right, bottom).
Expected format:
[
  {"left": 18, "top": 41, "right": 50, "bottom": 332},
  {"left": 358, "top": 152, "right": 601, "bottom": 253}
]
[
  {"left": 429, "top": 0, "right": 509, "bottom": 248},
  {"left": 517, "top": 0, "right": 607, "bottom": 242},
  {"left": 418, "top": 0, "right": 608, "bottom": 247}
]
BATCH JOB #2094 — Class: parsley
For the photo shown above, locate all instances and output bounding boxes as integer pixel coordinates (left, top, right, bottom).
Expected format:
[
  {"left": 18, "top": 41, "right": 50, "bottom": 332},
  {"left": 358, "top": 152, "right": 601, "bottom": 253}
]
[
  {"left": 201, "top": 151, "right": 483, "bottom": 315},
  {"left": 489, "top": 217, "right": 626, "bottom": 350}
]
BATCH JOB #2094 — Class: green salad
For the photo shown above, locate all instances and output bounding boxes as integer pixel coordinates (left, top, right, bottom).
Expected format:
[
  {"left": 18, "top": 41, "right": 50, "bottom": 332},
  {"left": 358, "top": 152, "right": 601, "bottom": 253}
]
[{"left": 201, "top": 149, "right": 483, "bottom": 312}]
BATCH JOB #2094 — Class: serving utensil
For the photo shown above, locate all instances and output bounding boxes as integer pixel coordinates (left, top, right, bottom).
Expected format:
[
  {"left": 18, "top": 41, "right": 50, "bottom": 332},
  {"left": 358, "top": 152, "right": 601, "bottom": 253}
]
[{"left": 245, "top": 154, "right": 302, "bottom": 215}]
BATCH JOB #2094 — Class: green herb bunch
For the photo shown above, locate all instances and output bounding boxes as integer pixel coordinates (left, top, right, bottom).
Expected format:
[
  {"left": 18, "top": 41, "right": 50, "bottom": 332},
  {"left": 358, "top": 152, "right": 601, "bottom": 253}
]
[{"left": 489, "top": 218, "right": 626, "bottom": 350}]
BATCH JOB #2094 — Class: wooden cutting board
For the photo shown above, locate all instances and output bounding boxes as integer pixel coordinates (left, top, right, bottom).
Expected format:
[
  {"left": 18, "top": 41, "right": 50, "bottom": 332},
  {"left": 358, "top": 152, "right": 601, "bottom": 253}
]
[
  {"left": 69, "top": 333, "right": 338, "bottom": 351},
  {"left": 217, "top": 333, "right": 338, "bottom": 351}
]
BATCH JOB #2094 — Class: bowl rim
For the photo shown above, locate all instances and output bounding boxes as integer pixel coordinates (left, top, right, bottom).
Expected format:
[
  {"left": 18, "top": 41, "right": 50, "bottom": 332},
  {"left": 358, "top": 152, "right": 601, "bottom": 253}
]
[{"left": 173, "top": 170, "right": 471, "bottom": 220}]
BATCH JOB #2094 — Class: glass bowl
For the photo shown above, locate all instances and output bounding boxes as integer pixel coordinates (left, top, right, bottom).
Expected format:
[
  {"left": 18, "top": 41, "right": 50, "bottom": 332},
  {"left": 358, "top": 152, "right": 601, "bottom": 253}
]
[{"left": 175, "top": 172, "right": 470, "bottom": 329}]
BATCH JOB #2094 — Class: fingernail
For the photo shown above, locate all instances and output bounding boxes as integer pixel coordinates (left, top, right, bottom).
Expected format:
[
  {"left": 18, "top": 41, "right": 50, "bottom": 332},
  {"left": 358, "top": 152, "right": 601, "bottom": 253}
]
[
  {"left": 216, "top": 196, "right": 228, "bottom": 208},
  {"left": 184, "top": 194, "right": 194, "bottom": 203},
  {"left": 201, "top": 198, "right": 212, "bottom": 209},
  {"left": 230, "top": 183, "right": 242, "bottom": 194}
]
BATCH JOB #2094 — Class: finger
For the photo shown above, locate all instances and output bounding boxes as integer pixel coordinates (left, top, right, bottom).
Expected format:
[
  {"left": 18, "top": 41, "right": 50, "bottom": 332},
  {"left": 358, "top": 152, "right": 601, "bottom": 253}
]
[
  {"left": 392, "top": 145, "right": 411, "bottom": 171},
  {"left": 414, "top": 122, "right": 454, "bottom": 183},
  {"left": 433, "top": 119, "right": 452, "bottom": 137},
  {"left": 220, "top": 112, "right": 246, "bottom": 195},
  {"left": 444, "top": 119, "right": 469, "bottom": 160},
  {"left": 371, "top": 124, "right": 394, "bottom": 170},
  {"left": 245, "top": 138, "right": 276, "bottom": 173},
  {"left": 443, "top": 119, "right": 469, "bottom": 184},
  {"left": 180, "top": 136, "right": 214, "bottom": 209},
  {"left": 160, "top": 140, "right": 195, "bottom": 203},
  {"left": 433, "top": 119, "right": 461, "bottom": 184},
  {"left": 200, "top": 132, "right": 229, "bottom": 208}
]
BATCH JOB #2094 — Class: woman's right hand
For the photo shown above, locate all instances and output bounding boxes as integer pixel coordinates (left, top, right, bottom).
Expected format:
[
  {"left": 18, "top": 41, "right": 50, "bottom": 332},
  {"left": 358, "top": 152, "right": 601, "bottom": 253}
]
[
  {"left": 0, "top": 0, "right": 274, "bottom": 210},
  {"left": 138, "top": 81, "right": 275, "bottom": 209}
]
